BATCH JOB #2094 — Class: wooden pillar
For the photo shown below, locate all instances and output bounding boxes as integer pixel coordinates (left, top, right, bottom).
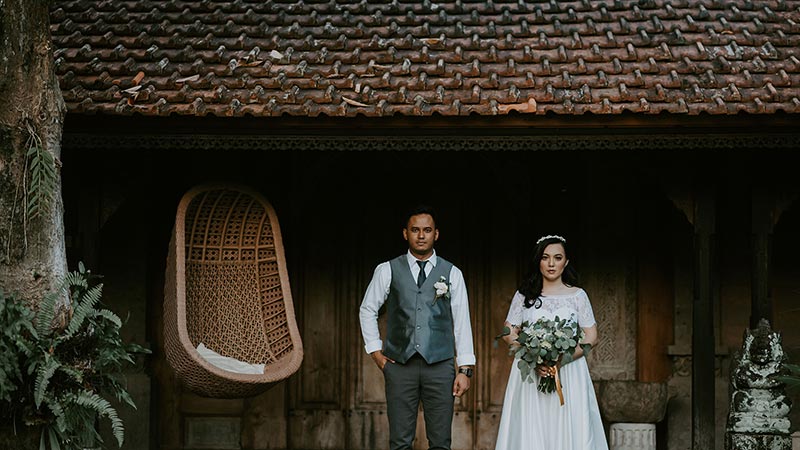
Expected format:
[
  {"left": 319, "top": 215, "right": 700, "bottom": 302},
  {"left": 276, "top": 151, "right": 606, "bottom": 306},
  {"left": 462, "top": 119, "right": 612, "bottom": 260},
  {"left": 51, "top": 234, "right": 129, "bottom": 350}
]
[
  {"left": 750, "top": 188, "right": 773, "bottom": 329},
  {"left": 692, "top": 187, "right": 715, "bottom": 450}
]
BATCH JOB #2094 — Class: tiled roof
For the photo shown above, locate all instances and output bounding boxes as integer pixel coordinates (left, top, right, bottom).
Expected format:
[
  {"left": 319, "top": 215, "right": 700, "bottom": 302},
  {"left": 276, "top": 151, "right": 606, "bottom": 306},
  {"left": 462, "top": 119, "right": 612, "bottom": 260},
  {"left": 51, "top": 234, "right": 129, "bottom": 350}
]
[{"left": 51, "top": 0, "right": 800, "bottom": 117}]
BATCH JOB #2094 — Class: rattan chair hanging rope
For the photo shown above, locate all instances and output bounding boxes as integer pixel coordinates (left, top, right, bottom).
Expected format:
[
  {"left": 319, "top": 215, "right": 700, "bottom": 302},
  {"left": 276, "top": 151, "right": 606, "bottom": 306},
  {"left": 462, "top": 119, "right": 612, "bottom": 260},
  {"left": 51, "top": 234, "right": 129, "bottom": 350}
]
[{"left": 164, "top": 185, "right": 303, "bottom": 398}]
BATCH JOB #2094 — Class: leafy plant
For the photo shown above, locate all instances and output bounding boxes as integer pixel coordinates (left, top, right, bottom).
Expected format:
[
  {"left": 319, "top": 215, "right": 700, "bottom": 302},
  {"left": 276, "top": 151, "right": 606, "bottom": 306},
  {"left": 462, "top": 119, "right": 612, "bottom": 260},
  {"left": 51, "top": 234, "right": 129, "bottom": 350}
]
[
  {"left": 778, "top": 363, "right": 800, "bottom": 391},
  {"left": 0, "top": 263, "right": 149, "bottom": 450},
  {"left": 24, "top": 120, "right": 58, "bottom": 222}
]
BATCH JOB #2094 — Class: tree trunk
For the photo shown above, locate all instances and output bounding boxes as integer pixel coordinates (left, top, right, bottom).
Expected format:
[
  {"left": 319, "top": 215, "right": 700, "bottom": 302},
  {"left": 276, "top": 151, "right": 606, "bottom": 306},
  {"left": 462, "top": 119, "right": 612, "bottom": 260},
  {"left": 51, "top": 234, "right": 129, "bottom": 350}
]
[{"left": 0, "top": 0, "right": 68, "bottom": 304}]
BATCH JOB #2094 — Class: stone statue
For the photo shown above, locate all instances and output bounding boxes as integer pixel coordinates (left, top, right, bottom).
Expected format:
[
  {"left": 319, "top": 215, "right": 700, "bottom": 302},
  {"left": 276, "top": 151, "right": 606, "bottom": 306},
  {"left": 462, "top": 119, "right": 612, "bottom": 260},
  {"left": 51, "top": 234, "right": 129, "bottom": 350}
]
[{"left": 725, "top": 319, "right": 792, "bottom": 450}]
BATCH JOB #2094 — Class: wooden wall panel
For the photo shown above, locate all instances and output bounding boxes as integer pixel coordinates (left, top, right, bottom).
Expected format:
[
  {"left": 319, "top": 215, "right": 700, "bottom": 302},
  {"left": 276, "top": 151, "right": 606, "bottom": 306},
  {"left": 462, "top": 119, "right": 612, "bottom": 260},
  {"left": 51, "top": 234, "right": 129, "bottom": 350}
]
[
  {"left": 288, "top": 411, "right": 346, "bottom": 449},
  {"left": 287, "top": 165, "right": 349, "bottom": 449},
  {"left": 636, "top": 196, "right": 676, "bottom": 383},
  {"left": 412, "top": 412, "right": 427, "bottom": 450},
  {"left": 293, "top": 168, "right": 348, "bottom": 410},
  {"left": 637, "top": 256, "right": 674, "bottom": 382},
  {"left": 451, "top": 412, "right": 475, "bottom": 450},
  {"left": 347, "top": 410, "right": 390, "bottom": 450},
  {"left": 242, "top": 385, "right": 288, "bottom": 450},
  {"left": 475, "top": 409, "right": 502, "bottom": 450},
  {"left": 579, "top": 176, "right": 638, "bottom": 381},
  {"left": 484, "top": 243, "right": 522, "bottom": 412},
  {"left": 473, "top": 203, "right": 523, "bottom": 449},
  {"left": 298, "top": 254, "right": 341, "bottom": 406},
  {"left": 355, "top": 317, "right": 388, "bottom": 405}
]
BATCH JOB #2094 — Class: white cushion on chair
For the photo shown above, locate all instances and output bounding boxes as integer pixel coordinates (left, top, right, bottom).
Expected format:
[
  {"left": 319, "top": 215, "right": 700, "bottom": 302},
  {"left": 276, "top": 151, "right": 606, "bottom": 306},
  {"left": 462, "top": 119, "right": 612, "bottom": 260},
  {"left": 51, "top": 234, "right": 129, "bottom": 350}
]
[{"left": 196, "top": 343, "right": 265, "bottom": 375}]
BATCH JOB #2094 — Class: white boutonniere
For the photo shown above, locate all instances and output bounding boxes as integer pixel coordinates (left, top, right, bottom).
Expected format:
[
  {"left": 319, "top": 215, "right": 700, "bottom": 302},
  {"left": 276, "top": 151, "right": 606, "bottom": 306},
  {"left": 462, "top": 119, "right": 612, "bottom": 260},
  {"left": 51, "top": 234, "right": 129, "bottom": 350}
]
[{"left": 433, "top": 276, "right": 451, "bottom": 306}]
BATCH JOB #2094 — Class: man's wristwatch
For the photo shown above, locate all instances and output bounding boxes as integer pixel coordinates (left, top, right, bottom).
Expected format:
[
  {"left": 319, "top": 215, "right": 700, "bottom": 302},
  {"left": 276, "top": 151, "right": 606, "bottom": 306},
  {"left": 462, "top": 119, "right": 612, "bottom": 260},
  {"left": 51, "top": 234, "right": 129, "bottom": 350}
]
[{"left": 458, "top": 367, "right": 473, "bottom": 378}]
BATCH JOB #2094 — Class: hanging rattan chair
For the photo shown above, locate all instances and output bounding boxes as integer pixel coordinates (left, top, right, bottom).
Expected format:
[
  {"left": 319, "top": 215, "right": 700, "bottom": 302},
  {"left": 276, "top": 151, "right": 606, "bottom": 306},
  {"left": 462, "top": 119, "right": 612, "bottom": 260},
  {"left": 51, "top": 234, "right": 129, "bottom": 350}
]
[{"left": 164, "top": 185, "right": 303, "bottom": 398}]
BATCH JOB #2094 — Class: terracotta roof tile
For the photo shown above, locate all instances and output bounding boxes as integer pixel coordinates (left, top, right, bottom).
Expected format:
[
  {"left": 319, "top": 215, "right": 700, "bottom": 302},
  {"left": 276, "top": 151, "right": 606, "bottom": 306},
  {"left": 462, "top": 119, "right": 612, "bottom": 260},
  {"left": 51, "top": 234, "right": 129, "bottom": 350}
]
[{"left": 51, "top": 0, "right": 800, "bottom": 117}]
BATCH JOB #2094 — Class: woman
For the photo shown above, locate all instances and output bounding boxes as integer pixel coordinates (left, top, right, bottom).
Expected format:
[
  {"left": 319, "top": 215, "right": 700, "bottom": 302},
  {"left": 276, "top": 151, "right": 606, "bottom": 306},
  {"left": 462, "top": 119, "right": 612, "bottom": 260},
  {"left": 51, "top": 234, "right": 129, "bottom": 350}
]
[{"left": 495, "top": 235, "right": 608, "bottom": 450}]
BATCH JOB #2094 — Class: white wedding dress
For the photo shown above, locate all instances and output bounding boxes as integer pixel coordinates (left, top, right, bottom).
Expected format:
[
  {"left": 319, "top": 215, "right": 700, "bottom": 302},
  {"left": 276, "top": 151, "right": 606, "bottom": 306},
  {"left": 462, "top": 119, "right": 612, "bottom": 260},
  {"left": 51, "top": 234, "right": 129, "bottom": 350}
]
[{"left": 495, "top": 289, "right": 609, "bottom": 450}]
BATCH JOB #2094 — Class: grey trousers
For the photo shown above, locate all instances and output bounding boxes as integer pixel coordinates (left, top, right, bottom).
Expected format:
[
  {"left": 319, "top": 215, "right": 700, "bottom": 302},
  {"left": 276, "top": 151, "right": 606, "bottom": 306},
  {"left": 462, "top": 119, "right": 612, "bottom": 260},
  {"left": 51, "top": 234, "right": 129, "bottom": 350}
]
[{"left": 383, "top": 353, "right": 456, "bottom": 450}]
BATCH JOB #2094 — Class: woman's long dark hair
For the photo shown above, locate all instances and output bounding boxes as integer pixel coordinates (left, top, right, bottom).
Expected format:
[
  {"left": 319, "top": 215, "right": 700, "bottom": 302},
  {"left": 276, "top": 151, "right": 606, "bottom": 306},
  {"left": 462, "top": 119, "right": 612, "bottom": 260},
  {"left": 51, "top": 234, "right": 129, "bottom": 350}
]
[{"left": 518, "top": 236, "right": 580, "bottom": 308}]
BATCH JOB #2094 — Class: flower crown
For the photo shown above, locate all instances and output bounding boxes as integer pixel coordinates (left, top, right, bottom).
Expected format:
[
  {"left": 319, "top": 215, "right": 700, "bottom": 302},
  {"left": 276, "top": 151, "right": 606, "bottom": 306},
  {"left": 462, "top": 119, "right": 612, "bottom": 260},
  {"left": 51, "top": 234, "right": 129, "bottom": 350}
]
[{"left": 536, "top": 235, "right": 567, "bottom": 245}]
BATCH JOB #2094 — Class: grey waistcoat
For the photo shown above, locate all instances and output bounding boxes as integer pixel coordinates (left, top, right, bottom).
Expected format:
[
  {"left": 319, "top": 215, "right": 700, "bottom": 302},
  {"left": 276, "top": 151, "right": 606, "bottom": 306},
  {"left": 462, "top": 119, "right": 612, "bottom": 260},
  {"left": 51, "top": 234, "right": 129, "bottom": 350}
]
[{"left": 383, "top": 255, "right": 455, "bottom": 364}]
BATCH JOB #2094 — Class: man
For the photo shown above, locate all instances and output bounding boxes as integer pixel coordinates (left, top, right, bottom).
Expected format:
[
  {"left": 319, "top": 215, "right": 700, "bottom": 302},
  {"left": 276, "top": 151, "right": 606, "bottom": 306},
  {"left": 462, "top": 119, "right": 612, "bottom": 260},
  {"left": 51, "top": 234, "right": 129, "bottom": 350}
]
[{"left": 359, "top": 205, "right": 476, "bottom": 450}]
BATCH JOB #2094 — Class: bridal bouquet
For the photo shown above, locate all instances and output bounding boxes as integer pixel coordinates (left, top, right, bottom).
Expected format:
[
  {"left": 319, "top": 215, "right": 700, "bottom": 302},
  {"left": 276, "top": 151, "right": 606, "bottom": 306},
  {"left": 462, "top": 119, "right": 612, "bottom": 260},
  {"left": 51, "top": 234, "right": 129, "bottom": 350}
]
[{"left": 499, "top": 316, "right": 589, "bottom": 402}]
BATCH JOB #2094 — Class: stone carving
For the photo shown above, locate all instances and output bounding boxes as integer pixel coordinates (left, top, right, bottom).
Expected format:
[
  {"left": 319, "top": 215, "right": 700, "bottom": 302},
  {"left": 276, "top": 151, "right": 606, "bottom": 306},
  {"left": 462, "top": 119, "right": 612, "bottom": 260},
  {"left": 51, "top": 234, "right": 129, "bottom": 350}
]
[
  {"left": 583, "top": 268, "right": 636, "bottom": 380},
  {"left": 725, "top": 319, "right": 792, "bottom": 450}
]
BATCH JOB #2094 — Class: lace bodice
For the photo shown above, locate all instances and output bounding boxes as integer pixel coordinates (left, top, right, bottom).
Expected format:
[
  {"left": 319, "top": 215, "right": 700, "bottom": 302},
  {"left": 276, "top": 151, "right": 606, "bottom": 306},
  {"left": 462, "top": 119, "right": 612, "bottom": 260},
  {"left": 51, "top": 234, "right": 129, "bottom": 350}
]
[{"left": 505, "top": 288, "right": 596, "bottom": 328}]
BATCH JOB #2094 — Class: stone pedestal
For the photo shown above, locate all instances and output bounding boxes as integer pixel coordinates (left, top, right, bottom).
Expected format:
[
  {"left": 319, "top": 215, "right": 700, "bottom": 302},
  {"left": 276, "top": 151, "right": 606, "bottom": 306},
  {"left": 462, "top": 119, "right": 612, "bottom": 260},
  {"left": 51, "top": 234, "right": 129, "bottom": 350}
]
[
  {"left": 598, "top": 381, "right": 667, "bottom": 450},
  {"left": 598, "top": 381, "right": 668, "bottom": 423},
  {"left": 609, "top": 423, "right": 656, "bottom": 450}
]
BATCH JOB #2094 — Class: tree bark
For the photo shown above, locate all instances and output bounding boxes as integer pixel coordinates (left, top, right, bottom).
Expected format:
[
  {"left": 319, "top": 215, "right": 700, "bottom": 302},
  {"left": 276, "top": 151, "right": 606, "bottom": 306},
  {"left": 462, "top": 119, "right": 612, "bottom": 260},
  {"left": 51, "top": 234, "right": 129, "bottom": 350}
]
[{"left": 0, "top": 0, "right": 68, "bottom": 304}]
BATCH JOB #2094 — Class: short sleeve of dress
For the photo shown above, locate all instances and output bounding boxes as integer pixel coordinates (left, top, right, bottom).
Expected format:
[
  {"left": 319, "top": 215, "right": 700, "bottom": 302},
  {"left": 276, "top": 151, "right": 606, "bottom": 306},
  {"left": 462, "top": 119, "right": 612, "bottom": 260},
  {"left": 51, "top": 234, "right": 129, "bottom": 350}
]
[
  {"left": 576, "top": 289, "right": 597, "bottom": 327},
  {"left": 505, "top": 291, "right": 525, "bottom": 327}
]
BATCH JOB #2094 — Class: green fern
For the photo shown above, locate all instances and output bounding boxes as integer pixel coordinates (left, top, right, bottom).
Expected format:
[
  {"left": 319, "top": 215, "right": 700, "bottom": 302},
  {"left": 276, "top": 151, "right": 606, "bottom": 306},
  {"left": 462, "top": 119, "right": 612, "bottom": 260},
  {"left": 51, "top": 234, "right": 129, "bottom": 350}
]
[
  {"left": 56, "top": 365, "right": 83, "bottom": 385},
  {"left": 92, "top": 309, "right": 122, "bottom": 328},
  {"left": 26, "top": 142, "right": 57, "bottom": 222},
  {"left": 35, "top": 291, "right": 59, "bottom": 337},
  {"left": 43, "top": 397, "right": 67, "bottom": 433},
  {"left": 73, "top": 391, "right": 124, "bottom": 447},
  {"left": 1, "top": 265, "right": 149, "bottom": 450},
  {"left": 39, "top": 428, "right": 47, "bottom": 450},
  {"left": 46, "top": 426, "right": 60, "bottom": 450},
  {"left": 777, "top": 363, "right": 800, "bottom": 390},
  {"left": 62, "top": 272, "right": 88, "bottom": 290},
  {"left": 107, "top": 378, "right": 136, "bottom": 409},
  {"left": 0, "top": 293, "right": 37, "bottom": 401},
  {"left": 34, "top": 354, "right": 59, "bottom": 408},
  {"left": 64, "top": 284, "right": 103, "bottom": 339}
]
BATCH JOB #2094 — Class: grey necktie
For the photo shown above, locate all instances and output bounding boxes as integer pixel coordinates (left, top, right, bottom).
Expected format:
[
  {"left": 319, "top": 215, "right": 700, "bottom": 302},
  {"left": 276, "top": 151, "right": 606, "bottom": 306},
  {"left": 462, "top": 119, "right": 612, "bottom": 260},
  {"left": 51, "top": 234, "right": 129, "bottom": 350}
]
[{"left": 416, "top": 260, "right": 427, "bottom": 287}]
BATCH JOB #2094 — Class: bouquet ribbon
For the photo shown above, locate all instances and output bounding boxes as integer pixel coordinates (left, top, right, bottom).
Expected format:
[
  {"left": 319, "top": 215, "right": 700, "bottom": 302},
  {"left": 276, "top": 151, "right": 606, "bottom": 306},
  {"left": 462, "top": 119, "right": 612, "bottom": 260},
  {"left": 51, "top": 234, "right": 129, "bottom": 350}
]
[{"left": 554, "top": 367, "right": 564, "bottom": 406}]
